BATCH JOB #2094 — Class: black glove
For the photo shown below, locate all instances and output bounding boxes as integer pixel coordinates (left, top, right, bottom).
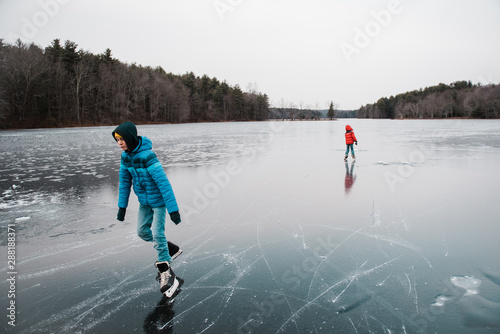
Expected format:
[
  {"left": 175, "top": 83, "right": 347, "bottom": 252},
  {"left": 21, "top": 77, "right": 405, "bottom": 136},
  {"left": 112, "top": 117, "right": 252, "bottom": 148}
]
[
  {"left": 117, "top": 207, "right": 126, "bottom": 221},
  {"left": 355, "top": 141, "right": 358, "bottom": 145},
  {"left": 169, "top": 211, "right": 181, "bottom": 225}
]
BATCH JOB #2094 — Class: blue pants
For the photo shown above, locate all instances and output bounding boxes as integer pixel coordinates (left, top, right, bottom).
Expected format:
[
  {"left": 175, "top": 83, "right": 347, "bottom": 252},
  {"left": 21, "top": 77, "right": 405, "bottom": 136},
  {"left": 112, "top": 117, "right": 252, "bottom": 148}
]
[
  {"left": 345, "top": 144, "right": 355, "bottom": 156},
  {"left": 137, "top": 204, "right": 171, "bottom": 262}
]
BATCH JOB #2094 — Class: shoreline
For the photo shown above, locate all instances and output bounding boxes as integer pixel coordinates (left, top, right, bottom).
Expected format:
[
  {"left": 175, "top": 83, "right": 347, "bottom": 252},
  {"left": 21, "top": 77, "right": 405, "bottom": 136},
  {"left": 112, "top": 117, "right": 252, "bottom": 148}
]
[{"left": 3, "top": 116, "right": 499, "bottom": 131}]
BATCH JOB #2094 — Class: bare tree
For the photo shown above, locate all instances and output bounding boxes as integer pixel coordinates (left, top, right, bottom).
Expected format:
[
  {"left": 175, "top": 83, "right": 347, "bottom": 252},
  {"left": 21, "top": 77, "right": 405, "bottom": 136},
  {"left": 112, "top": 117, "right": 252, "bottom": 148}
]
[
  {"left": 72, "top": 56, "right": 91, "bottom": 124},
  {"left": 2, "top": 40, "right": 48, "bottom": 123}
]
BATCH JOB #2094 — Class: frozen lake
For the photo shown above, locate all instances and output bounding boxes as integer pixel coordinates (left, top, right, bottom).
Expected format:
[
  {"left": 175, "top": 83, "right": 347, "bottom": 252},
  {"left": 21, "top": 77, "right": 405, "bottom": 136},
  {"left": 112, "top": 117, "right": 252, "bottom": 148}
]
[{"left": 1, "top": 119, "right": 500, "bottom": 333}]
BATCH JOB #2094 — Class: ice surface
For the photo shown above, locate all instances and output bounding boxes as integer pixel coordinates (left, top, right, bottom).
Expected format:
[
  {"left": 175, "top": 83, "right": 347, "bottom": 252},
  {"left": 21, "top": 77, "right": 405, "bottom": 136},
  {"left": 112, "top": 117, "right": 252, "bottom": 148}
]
[
  {"left": 460, "top": 295, "right": 500, "bottom": 328},
  {"left": 1, "top": 120, "right": 500, "bottom": 333}
]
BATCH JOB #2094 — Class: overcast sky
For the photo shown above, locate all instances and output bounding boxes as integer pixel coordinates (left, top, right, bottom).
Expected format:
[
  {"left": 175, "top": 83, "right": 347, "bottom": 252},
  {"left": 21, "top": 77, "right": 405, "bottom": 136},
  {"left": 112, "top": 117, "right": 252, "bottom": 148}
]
[{"left": 1, "top": 0, "right": 499, "bottom": 110}]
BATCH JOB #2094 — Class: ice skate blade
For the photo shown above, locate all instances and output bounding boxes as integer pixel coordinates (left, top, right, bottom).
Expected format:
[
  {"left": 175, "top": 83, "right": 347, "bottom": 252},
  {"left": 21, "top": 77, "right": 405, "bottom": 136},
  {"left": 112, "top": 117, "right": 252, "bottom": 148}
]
[
  {"left": 170, "top": 249, "right": 183, "bottom": 261},
  {"left": 163, "top": 278, "right": 179, "bottom": 298}
]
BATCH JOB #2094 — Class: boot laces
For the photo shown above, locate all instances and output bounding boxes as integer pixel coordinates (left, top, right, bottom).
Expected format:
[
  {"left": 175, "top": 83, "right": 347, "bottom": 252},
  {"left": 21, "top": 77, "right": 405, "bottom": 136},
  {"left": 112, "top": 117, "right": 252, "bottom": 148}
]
[{"left": 160, "top": 269, "right": 171, "bottom": 284}]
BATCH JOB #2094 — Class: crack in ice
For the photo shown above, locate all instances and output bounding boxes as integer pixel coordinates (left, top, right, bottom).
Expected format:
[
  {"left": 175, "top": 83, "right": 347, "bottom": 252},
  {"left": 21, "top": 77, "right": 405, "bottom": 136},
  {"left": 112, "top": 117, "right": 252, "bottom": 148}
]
[{"left": 277, "top": 256, "right": 400, "bottom": 333}]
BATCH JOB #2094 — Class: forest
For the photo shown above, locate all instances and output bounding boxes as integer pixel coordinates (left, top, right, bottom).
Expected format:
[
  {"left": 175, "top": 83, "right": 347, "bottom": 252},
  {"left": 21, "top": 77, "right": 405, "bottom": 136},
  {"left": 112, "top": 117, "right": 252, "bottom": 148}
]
[
  {"left": 1, "top": 38, "right": 499, "bottom": 129},
  {"left": 262, "top": 81, "right": 500, "bottom": 121},
  {"left": 357, "top": 81, "right": 500, "bottom": 119},
  {"left": 0, "top": 39, "right": 270, "bottom": 129}
]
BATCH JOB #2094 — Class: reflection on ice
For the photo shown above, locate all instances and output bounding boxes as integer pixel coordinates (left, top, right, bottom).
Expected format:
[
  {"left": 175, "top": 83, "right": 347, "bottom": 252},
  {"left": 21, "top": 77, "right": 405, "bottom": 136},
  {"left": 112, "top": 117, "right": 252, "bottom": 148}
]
[{"left": 344, "top": 161, "right": 356, "bottom": 195}]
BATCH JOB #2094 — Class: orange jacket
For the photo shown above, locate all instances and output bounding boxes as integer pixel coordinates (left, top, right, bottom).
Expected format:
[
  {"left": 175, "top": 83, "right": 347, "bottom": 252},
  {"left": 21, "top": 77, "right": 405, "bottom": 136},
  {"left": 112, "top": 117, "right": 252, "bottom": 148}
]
[{"left": 345, "top": 125, "right": 357, "bottom": 144}]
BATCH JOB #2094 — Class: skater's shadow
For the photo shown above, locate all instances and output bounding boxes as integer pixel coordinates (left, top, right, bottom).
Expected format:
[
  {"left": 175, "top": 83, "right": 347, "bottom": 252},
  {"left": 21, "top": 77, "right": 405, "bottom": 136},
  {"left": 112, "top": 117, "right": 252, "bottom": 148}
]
[
  {"left": 143, "top": 277, "right": 184, "bottom": 333},
  {"left": 344, "top": 160, "right": 356, "bottom": 195}
]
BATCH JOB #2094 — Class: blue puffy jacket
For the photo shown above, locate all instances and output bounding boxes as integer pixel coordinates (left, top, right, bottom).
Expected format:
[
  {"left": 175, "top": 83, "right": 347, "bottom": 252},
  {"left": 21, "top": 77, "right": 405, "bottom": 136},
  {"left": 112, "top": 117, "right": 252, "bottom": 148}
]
[{"left": 118, "top": 136, "right": 179, "bottom": 213}]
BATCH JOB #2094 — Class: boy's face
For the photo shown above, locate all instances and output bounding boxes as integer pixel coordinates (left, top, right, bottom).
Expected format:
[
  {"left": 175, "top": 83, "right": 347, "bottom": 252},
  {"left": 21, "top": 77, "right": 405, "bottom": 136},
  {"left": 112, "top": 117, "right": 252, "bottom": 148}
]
[{"left": 115, "top": 136, "right": 128, "bottom": 151}]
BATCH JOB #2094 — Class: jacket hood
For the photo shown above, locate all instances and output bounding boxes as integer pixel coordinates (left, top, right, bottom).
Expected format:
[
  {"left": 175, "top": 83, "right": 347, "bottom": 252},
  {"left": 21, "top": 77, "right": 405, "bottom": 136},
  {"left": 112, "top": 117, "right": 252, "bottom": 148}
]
[
  {"left": 136, "top": 136, "right": 152, "bottom": 152},
  {"left": 113, "top": 121, "right": 139, "bottom": 152},
  {"left": 345, "top": 125, "right": 353, "bottom": 131}
]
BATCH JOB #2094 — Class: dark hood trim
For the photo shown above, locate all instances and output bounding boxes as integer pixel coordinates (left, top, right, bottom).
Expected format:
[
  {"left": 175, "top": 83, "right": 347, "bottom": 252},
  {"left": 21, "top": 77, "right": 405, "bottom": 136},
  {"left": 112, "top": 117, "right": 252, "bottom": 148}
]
[{"left": 112, "top": 121, "right": 140, "bottom": 153}]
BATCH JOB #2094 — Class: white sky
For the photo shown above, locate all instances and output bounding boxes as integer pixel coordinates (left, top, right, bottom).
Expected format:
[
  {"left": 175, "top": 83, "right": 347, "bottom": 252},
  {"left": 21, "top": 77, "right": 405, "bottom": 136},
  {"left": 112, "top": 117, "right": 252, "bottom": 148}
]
[{"left": 1, "top": 0, "right": 499, "bottom": 110}]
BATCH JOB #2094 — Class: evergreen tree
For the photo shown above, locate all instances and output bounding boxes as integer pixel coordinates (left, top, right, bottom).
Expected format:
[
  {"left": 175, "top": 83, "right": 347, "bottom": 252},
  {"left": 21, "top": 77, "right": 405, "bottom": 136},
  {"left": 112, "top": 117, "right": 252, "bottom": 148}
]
[
  {"left": 62, "top": 40, "right": 80, "bottom": 72},
  {"left": 45, "top": 38, "right": 63, "bottom": 62},
  {"left": 327, "top": 101, "right": 335, "bottom": 119},
  {"left": 100, "top": 48, "right": 114, "bottom": 63}
]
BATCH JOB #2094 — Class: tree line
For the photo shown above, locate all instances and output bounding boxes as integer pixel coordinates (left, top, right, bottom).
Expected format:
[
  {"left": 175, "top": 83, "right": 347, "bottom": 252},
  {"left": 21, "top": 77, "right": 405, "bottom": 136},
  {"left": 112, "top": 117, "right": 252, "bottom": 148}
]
[
  {"left": 268, "top": 107, "right": 323, "bottom": 120},
  {"left": 268, "top": 106, "right": 355, "bottom": 120},
  {"left": 0, "top": 39, "right": 270, "bottom": 129},
  {"left": 357, "top": 80, "right": 500, "bottom": 119}
]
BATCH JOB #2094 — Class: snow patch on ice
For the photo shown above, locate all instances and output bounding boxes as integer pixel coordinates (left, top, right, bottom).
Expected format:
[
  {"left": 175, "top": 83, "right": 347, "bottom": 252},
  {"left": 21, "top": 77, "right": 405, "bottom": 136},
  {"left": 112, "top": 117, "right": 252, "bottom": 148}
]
[
  {"left": 375, "top": 161, "right": 422, "bottom": 167},
  {"left": 376, "top": 161, "right": 391, "bottom": 165},
  {"left": 23, "top": 177, "right": 41, "bottom": 182},
  {"left": 50, "top": 193, "right": 64, "bottom": 204},
  {"left": 431, "top": 294, "right": 452, "bottom": 307},
  {"left": 450, "top": 275, "right": 482, "bottom": 296},
  {"left": 15, "top": 216, "right": 31, "bottom": 221},
  {"left": 0, "top": 196, "right": 41, "bottom": 209}
]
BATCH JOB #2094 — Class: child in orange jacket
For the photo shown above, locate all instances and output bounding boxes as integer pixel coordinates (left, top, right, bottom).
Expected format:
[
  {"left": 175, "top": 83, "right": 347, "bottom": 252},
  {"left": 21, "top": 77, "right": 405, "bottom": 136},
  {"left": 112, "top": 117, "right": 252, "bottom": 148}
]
[{"left": 344, "top": 125, "right": 358, "bottom": 161}]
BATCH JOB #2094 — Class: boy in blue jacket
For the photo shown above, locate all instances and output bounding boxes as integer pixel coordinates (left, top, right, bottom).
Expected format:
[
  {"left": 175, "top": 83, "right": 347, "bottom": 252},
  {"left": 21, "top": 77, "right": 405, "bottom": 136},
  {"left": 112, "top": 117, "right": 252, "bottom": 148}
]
[{"left": 113, "top": 121, "right": 181, "bottom": 298}]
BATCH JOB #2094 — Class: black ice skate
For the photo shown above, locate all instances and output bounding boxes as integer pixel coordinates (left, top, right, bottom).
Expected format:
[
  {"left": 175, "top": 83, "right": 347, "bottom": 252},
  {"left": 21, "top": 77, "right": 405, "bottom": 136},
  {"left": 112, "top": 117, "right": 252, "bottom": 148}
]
[
  {"left": 155, "top": 261, "right": 179, "bottom": 298},
  {"left": 167, "top": 241, "right": 183, "bottom": 261}
]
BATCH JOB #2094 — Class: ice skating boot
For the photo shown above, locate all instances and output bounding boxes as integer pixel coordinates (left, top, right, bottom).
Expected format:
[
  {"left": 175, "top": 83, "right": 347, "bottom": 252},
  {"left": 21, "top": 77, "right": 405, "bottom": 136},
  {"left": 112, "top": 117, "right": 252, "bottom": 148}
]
[
  {"left": 344, "top": 154, "right": 348, "bottom": 161},
  {"left": 352, "top": 154, "right": 356, "bottom": 160},
  {"left": 167, "top": 241, "right": 183, "bottom": 261},
  {"left": 155, "top": 261, "right": 179, "bottom": 298}
]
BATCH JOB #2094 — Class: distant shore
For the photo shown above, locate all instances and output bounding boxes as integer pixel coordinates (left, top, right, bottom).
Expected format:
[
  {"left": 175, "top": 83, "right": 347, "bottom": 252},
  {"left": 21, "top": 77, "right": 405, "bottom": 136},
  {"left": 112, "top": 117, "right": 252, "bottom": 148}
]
[{"left": 3, "top": 116, "right": 500, "bottom": 131}]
